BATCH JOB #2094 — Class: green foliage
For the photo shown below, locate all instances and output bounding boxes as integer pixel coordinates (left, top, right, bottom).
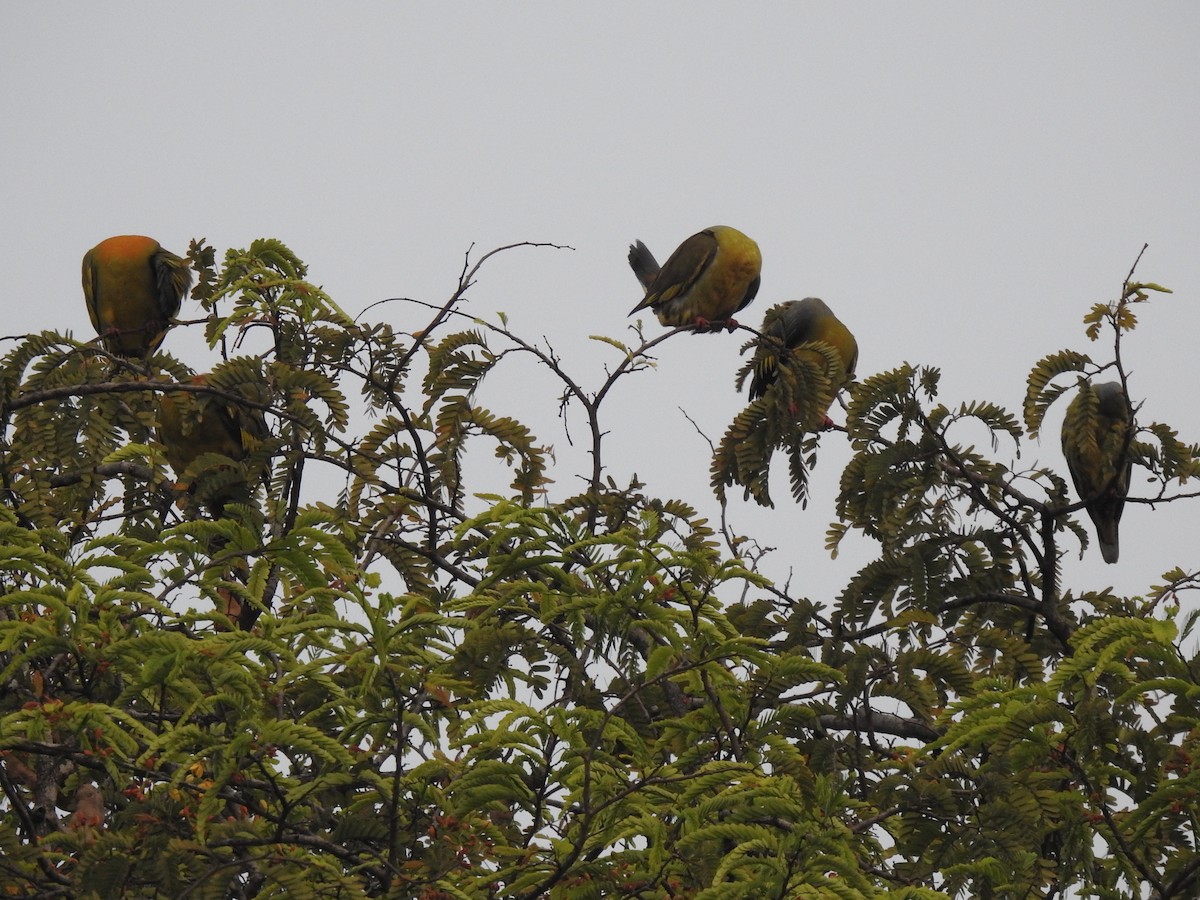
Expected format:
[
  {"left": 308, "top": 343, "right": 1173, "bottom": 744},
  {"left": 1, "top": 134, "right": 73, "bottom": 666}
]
[
  {"left": 1, "top": 240, "right": 1197, "bottom": 899},
  {"left": 712, "top": 323, "right": 854, "bottom": 509},
  {"left": 1024, "top": 349, "right": 1091, "bottom": 439}
]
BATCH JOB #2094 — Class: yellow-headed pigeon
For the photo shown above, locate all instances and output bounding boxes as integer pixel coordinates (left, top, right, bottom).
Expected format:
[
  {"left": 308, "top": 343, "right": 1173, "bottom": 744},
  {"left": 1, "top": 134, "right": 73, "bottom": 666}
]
[
  {"left": 82, "top": 235, "right": 191, "bottom": 358},
  {"left": 157, "top": 374, "right": 269, "bottom": 513},
  {"left": 1061, "top": 380, "right": 1133, "bottom": 564},
  {"left": 749, "top": 298, "right": 858, "bottom": 429},
  {"left": 627, "top": 226, "right": 761, "bottom": 332}
]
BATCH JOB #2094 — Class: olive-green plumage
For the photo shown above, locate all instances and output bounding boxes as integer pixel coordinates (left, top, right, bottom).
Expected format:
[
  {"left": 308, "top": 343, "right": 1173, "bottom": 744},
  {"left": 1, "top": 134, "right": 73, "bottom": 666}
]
[
  {"left": 748, "top": 298, "right": 858, "bottom": 430},
  {"left": 157, "top": 374, "right": 269, "bottom": 512},
  {"left": 627, "top": 226, "right": 761, "bottom": 330},
  {"left": 1061, "top": 381, "right": 1133, "bottom": 564},
  {"left": 82, "top": 235, "right": 191, "bottom": 358}
]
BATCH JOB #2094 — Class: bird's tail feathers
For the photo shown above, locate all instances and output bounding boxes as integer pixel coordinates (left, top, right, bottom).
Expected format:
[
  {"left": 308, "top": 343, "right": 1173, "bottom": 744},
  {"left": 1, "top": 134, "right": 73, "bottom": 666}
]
[{"left": 627, "top": 240, "right": 661, "bottom": 291}]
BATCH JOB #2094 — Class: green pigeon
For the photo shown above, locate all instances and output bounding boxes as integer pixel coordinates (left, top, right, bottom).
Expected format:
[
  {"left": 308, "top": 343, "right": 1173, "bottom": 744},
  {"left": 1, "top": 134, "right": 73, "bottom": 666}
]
[
  {"left": 157, "top": 373, "right": 270, "bottom": 514},
  {"left": 749, "top": 297, "right": 858, "bottom": 429},
  {"left": 627, "top": 226, "right": 761, "bottom": 332},
  {"left": 1061, "top": 380, "right": 1133, "bottom": 564},
  {"left": 82, "top": 235, "right": 192, "bottom": 357}
]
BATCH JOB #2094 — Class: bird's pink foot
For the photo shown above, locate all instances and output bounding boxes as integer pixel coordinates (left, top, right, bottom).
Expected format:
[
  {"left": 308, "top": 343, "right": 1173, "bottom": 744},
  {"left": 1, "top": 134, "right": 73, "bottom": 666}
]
[
  {"left": 786, "top": 403, "right": 838, "bottom": 431},
  {"left": 689, "top": 317, "right": 738, "bottom": 334}
]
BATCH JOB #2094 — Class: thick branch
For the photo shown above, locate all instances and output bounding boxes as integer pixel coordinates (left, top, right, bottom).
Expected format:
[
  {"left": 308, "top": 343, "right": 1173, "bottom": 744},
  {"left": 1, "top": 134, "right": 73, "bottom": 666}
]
[{"left": 818, "top": 710, "right": 940, "bottom": 742}]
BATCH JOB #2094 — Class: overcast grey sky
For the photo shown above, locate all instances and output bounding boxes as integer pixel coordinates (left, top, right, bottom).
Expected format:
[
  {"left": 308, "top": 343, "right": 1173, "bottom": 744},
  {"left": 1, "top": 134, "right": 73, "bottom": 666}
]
[{"left": 3, "top": 5, "right": 1198, "bottom": 608}]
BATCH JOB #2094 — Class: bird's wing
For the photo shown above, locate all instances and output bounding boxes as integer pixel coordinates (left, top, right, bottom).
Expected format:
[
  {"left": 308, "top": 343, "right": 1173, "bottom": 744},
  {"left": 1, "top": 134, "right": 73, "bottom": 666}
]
[
  {"left": 151, "top": 248, "right": 192, "bottom": 320},
  {"left": 628, "top": 229, "right": 718, "bottom": 315},
  {"left": 81, "top": 248, "right": 102, "bottom": 334}
]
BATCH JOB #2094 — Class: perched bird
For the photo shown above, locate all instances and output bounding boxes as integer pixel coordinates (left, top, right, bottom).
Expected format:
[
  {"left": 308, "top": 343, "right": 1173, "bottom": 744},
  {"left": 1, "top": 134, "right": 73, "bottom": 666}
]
[
  {"left": 1061, "top": 380, "right": 1133, "bottom": 564},
  {"left": 82, "top": 235, "right": 192, "bottom": 358},
  {"left": 748, "top": 298, "right": 858, "bottom": 429},
  {"left": 157, "top": 373, "right": 269, "bottom": 513},
  {"left": 68, "top": 784, "right": 105, "bottom": 836},
  {"left": 627, "top": 226, "right": 761, "bottom": 331},
  {"left": 158, "top": 373, "right": 270, "bottom": 627}
]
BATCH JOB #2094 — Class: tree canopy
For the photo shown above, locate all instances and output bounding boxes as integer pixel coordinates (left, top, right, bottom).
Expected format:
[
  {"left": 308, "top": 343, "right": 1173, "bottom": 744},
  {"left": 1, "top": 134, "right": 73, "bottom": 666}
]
[{"left": 1, "top": 239, "right": 1198, "bottom": 899}]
